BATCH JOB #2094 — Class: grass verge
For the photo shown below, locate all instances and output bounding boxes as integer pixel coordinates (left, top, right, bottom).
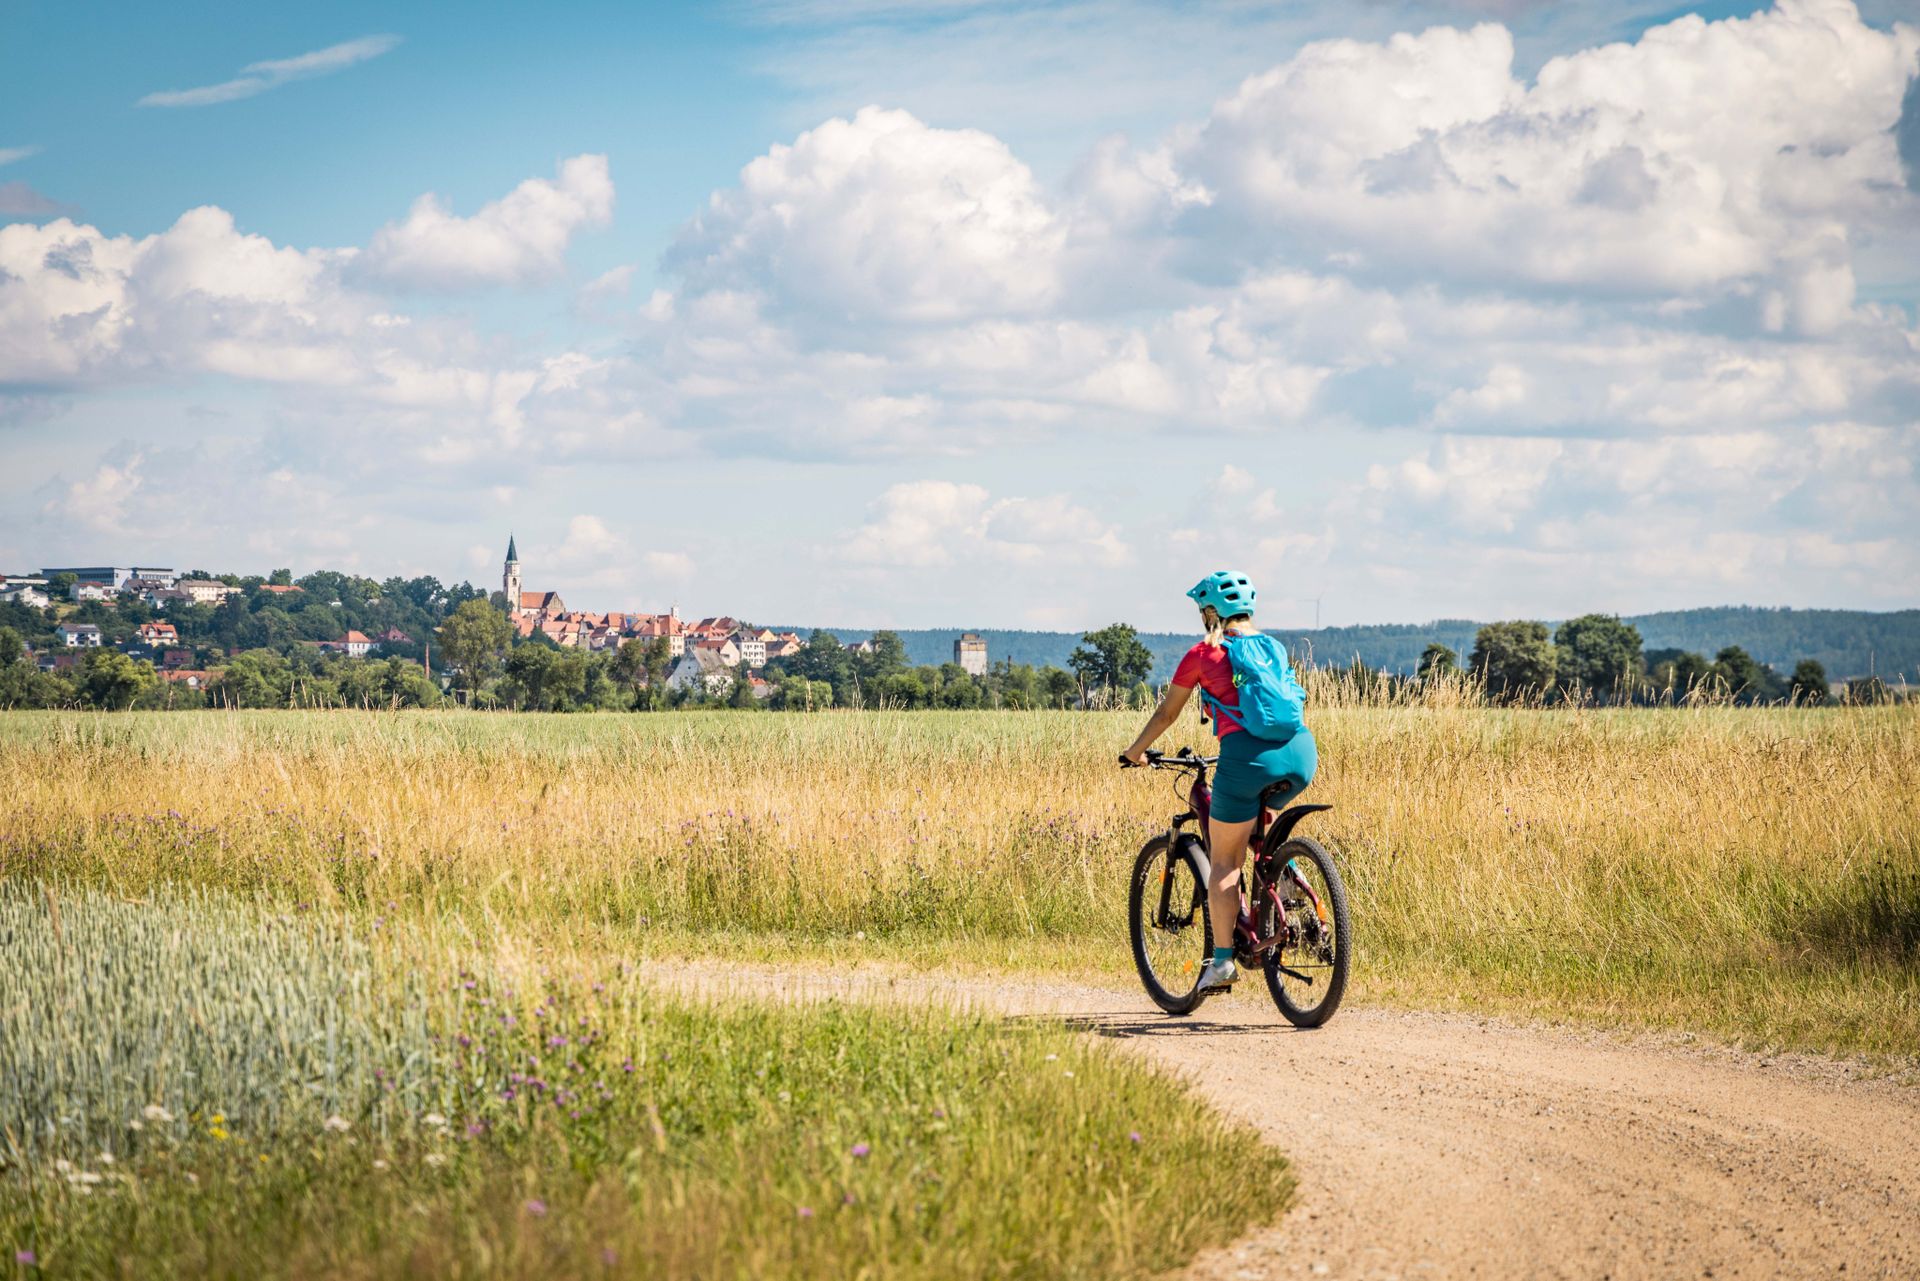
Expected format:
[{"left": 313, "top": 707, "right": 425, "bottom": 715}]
[{"left": 1, "top": 881, "right": 1286, "bottom": 1279}]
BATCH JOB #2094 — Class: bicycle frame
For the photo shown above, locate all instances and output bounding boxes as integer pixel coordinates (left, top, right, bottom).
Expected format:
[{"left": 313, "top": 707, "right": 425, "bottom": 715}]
[{"left": 1152, "top": 752, "right": 1332, "bottom": 969}]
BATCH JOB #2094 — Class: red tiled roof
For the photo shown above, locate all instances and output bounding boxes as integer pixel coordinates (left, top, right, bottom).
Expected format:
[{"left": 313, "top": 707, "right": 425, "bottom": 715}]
[
  {"left": 342, "top": 630, "right": 372, "bottom": 644},
  {"left": 259, "top": 584, "right": 302, "bottom": 594}
]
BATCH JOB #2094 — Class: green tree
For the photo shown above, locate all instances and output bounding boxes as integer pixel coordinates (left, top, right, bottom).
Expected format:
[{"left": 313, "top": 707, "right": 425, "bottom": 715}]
[
  {"left": 938, "top": 663, "right": 983, "bottom": 709},
  {"left": 80, "top": 649, "right": 158, "bottom": 710},
  {"left": 612, "top": 639, "right": 650, "bottom": 706},
  {"left": 1712, "top": 646, "right": 1784, "bottom": 704},
  {"left": 727, "top": 670, "right": 761, "bottom": 709},
  {"left": 0, "top": 626, "right": 21, "bottom": 668},
  {"left": 1069, "top": 624, "right": 1154, "bottom": 699},
  {"left": 641, "top": 637, "right": 674, "bottom": 709},
  {"left": 1789, "top": 659, "right": 1829, "bottom": 705},
  {"left": 509, "top": 646, "right": 559, "bottom": 709},
  {"left": 1553, "top": 614, "right": 1643, "bottom": 702},
  {"left": 438, "top": 599, "right": 513, "bottom": 702},
  {"left": 1042, "top": 666, "right": 1079, "bottom": 709},
  {"left": 853, "top": 631, "right": 910, "bottom": 682},
  {"left": 1416, "top": 642, "right": 1458, "bottom": 680},
  {"left": 209, "top": 650, "right": 292, "bottom": 708},
  {"left": 1469, "top": 621, "right": 1556, "bottom": 700},
  {"left": 1646, "top": 648, "right": 1716, "bottom": 700},
  {"left": 989, "top": 660, "right": 1041, "bottom": 709},
  {"left": 876, "top": 671, "right": 926, "bottom": 709},
  {"left": 49, "top": 572, "right": 78, "bottom": 596},
  {"left": 793, "top": 631, "right": 854, "bottom": 701},
  {"left": 268, "top": 567, "right": 293, "bottom": 586}
]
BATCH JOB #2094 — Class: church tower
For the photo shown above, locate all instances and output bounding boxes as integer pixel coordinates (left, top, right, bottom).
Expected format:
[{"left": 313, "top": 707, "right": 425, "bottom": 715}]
[{"left": 502, "top": 534, "right": 522, "bottom": 611}]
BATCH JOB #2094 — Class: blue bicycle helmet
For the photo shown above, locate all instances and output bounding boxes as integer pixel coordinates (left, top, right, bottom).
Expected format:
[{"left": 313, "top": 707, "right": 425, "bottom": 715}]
[{"left": 1187, "top": 570, "right": 1256, "bottom": 619}]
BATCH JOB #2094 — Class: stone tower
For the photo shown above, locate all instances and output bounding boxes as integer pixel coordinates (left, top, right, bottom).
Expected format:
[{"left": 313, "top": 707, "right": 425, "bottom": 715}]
[{"left": 502, "top": 534, "right": 522, "bottom": 610}]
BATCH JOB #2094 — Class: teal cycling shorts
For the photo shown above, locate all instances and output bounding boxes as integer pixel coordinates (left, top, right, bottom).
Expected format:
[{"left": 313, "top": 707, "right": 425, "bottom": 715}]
[{"left": 1211, "top": 728, "right": 1317, "bottom": 824}]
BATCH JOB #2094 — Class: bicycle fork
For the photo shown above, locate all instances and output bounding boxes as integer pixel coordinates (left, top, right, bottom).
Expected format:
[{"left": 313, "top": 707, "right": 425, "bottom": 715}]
[{"left": 1154, "top": 824, "right": 1203, "bottom": 931}]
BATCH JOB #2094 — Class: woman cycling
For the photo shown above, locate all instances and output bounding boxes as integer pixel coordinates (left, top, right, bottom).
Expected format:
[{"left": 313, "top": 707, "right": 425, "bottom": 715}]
[{"left": 1120, "top": 571, "right": 1317, "bottom": 992}]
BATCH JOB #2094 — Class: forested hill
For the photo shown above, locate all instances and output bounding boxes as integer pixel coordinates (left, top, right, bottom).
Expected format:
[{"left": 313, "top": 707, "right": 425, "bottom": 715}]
[{"left": 799, "top": 607, "right": 1919, "bottom": 683}]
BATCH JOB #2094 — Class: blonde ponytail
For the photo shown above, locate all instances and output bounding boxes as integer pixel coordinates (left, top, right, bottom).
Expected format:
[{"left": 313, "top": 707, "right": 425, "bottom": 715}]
[{"left": 1201, "top": 608, "right": 1254, "bottom": 648}]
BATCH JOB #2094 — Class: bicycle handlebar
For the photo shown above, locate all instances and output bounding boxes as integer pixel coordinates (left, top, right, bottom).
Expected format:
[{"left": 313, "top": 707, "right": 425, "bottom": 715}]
[{"left": 1117, "top": 747, "right": 1216, "bottom": 770}]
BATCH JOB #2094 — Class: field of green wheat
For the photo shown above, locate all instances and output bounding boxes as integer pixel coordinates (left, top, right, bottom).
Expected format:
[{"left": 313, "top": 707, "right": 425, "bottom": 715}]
[{"left": 0, "top": 879, "right": 1284, "bottom": 1278}]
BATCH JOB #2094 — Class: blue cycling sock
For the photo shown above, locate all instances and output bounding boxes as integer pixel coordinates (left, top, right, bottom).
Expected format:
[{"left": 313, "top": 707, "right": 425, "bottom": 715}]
[{"left": 1212, "top": 946, "right": 1234, "bottom": 965}]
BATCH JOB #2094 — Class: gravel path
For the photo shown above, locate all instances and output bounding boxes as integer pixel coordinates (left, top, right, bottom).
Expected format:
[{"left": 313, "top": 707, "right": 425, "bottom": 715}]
[{"left": 641, "top": 964, "right": 1920, "bottom": 1281}]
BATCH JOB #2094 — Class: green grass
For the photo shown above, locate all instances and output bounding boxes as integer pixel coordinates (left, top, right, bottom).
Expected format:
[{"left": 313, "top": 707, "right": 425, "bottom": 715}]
[{"left": 1, "top": 882, "right": 1287, "bottom": 1278}]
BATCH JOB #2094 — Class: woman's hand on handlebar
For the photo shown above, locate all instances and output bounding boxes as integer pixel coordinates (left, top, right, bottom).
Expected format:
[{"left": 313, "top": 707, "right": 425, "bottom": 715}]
[{"left": 1118, "top": 747, "right": 1149, "bottom": 768}]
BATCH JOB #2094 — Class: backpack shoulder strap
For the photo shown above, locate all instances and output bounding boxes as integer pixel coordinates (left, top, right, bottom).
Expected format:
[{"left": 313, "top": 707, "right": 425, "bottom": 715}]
[{"left": 1197, "top": 678, "right": 1244, "bottom": 731}]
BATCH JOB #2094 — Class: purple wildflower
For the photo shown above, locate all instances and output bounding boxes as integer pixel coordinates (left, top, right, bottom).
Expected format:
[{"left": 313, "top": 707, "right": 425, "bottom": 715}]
[
  {"left": 797, "top": 1206, "right": 813, "bottom": 1219},
  {"left": 525, "top": 1199, "right": 547, "bottom": 1216},
  {"left": 16, "top": 1250, "right": 37, "bottom": 1266},
  {"left": 1129, "top": 1131, "right": 1143, "bottom": 1144},
  {"left": 851, "top": 1143, "right": 870, "bottom": 1159}
]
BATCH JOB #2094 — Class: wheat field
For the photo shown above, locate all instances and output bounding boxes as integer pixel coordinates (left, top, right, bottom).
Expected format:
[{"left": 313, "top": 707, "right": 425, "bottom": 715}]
[{"left": 2, "top": 704, "right": 1916, "bottom": 1056}]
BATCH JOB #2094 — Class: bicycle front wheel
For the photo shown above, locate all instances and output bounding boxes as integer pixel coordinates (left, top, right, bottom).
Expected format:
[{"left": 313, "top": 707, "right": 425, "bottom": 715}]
[
  {"left": 1261, "top": 837, "right": 1351, "bottom": 1028},
  {"left": 1129, "top": 835, "right": 1213, "bottom": 1015}
]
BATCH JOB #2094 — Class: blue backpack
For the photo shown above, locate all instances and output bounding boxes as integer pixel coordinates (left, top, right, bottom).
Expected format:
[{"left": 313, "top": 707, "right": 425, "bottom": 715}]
[{"left": 1201, "top": 633, "right": 1307, "bottom": 741}]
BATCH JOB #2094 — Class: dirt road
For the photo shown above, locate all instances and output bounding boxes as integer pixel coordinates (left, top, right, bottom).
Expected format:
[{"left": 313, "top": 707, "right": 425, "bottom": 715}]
[{"left": 644, "top": 964, "right": 1920, "bottom": 1281}]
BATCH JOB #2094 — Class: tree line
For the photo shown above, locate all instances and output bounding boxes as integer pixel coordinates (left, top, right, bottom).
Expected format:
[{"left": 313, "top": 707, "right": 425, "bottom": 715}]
[
  {"left": 2, "top": 572, "right": 1902, "bottom": 711},
  {"left": 1416, "top": 615, "right": 1898, "bottom": 705}
]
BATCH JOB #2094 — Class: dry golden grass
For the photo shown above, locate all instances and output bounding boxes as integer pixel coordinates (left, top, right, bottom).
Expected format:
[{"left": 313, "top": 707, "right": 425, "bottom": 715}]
[{"left": 2, "top": 705, "right": 1915, "bottom": 1056}]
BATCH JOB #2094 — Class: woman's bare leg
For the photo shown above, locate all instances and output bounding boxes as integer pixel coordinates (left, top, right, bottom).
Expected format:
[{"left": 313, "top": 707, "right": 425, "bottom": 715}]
[{"left": 1207, "top": 816, "right": 1256, "bottom": 951}]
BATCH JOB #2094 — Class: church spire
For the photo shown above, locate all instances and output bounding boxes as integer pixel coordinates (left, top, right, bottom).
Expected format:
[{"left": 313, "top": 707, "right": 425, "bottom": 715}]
[{"left": 503, "top": 533, "right": 523, "bottom": 610}]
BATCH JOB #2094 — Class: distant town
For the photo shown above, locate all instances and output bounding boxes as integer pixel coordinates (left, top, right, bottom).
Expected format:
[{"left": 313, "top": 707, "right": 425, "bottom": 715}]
[
  {"left": 0, "top": 537, "right": 1020, "bottom": 711},
  {"left": 0, "top": 536, "right": 1910, "bottom": 711}
]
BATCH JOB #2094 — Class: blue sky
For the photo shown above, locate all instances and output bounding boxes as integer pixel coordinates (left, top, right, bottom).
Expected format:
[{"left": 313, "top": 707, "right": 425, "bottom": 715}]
[{"left": 3, "top": 0, "right": 1917, "bottom": 631}]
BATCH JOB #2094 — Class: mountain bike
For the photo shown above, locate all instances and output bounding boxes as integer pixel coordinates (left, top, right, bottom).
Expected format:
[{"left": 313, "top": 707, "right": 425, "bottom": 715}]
[{"left": 1121, "top": 747, "right": 1351, "bottom": 1025}]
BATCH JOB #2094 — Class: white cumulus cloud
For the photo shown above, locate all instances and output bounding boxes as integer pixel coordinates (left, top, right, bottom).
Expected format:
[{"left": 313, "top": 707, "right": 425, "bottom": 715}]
[
  {"left": 1164, "top": 0, "right": 1920, "bottom": 328},
  {"left": 357, "top": 155, "right": 614, "bottom": 291},
  {"left": 667, "top": 107, "right": 1064, "bottom": 324}
]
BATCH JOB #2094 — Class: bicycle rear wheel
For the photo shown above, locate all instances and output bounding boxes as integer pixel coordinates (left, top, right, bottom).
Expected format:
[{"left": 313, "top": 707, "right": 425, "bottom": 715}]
[
  {"left": 1129, "top": 835, "right": 1213, "bottom": 1016},
  {"left": 1260, "top": 837, "right": 1351, "bottom": 1028}
]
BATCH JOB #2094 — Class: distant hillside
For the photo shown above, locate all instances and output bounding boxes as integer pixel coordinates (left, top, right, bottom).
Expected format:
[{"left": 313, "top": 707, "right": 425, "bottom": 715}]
[{"left": 792, "top": 607, "right": 1919, "bottom": 683}]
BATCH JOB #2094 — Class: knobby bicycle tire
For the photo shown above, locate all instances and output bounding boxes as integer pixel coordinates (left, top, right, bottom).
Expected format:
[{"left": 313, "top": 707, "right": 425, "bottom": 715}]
[
  {"left": 1129, "top": 834, "right": 1213, "bottom": 1016},
  {"left": 1262, "top": 836, "right": 1351, "bottom": 1028}
]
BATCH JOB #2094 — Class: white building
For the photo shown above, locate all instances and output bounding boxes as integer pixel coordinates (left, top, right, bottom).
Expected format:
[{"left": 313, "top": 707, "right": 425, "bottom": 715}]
[
  {"left": 955, "top": 632, "right": 988, "bottom": 677},
  {"left": 70, "top": 580, "right": 115, "bottom": 602},
  {"left": 41, "top": 566, "right": 175, "bottom": 592},
  {"left": 56, "top": 622, "right": 103, "bottom": 648},
  {"left": 733, "top": 631, "right": 768, "bottom": 669},
  {"left": 692, "top": 637, "right": 741, "bottom": 668},
  {"left": 1, "top": 583, "right": 51, "bottom": 609},
  {"left": 666, "top": 647, "right": 733, "bottom": 695},
  {"left": 175, "top": 578, "right": 239, "bottom": 605}
]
